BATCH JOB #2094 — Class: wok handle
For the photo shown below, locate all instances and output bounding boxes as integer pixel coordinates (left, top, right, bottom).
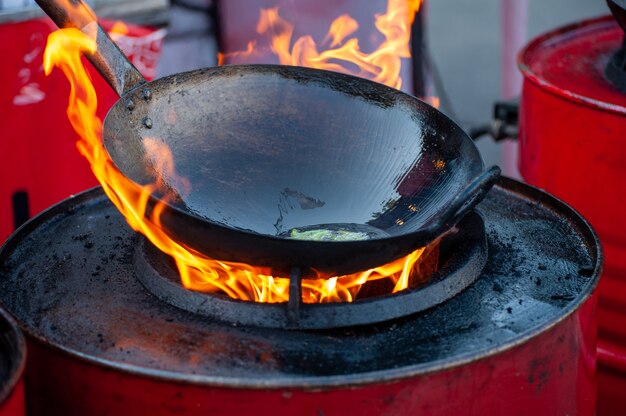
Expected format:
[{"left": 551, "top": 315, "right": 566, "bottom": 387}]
[
  {"left": 34, "top": 0, "right": 146, "bottom": 96},
  {"left": 435, "top": 166, "right": 501, "bottom": 231},
  {"left": 607, "top": 0, "right": 626, "bottom": 34}
]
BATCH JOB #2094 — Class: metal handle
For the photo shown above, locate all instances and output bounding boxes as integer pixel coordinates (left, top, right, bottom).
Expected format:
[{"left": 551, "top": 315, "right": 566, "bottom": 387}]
[
  {"left": 35, "top": 0, "right": 146, "bottom": 96},
  {"left": 428, "top": 166, "right": 501, "bottom": 234},
  {"left": 606, "top": 0, "right": 626, "bottom": 93},
  {"left": 468, "top": 99, "right": 519, "bottom": 141},
  {"left": 608, "top": 0, "right": 626, "bottom": 33}
]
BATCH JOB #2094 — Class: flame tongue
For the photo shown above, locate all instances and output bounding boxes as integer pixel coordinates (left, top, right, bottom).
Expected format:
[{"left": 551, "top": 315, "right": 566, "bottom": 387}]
[
  {"left": 222, "top": 0, "right": 423, "bottom": 90},
  {"left": 44, "top": 2, "right": 434, "bottom": 304}
]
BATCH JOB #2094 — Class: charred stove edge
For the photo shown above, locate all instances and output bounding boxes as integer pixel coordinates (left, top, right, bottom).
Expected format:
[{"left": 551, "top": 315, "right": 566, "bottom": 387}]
[
  {"left": 518, "top": 15, "right": 626, "bottom": 116},
  {"left": 0, "top": 177, "right": 602, "bottom": 390},
  {"left": 0, "top": 307, "right": 26, "bottom": 404}
]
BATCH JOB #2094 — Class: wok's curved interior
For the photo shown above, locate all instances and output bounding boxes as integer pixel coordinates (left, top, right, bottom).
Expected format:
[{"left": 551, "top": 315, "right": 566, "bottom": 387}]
[{"left": 104, "top": 65, "right": 484, "bottom": 244}]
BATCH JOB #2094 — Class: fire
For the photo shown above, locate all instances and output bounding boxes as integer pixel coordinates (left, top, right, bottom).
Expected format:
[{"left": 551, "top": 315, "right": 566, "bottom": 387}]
[
  {"left": 109, "top": 21, "right": 129, "bottom": 36},
  {"left": 220, "top": 0, "right": 423, "bottom": 91},
  {"left": 44, "top": 23, "right": 435, "bottom": 304}
]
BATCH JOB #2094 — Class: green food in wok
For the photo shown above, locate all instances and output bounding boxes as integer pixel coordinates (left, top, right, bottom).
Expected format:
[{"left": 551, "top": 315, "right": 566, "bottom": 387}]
[{"left": 289, "top": 228, "right": 370, "bottom": 241}]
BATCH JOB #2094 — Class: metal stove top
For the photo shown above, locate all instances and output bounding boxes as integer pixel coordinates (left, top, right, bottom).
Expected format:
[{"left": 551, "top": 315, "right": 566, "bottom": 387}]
[{"left": 0, "top": 177, "right": 600, "bottom": 388}]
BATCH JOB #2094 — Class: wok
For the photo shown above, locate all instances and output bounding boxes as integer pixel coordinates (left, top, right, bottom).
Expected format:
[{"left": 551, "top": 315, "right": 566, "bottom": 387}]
[{"left": 36, "top": 0, "right": 500, "bottom": 278}]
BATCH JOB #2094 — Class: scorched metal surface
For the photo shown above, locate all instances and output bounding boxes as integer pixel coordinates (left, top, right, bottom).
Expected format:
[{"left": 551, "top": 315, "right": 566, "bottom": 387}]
[{"left": 0, "top": 177, "right": 600, "bottom": 415}]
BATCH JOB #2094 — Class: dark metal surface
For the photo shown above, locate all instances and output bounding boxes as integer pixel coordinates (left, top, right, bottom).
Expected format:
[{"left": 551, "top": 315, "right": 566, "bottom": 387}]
[
  {"left": 134, "top": 211, "right": 487, "bottom": 330},
  {"left": 36, "top": 0, "right": 499, "bottom": 277},
  {"left": 34, "top": 0, "right": 146, "bottom": 96},
  {"left": 606, "top": 0, "right": 626, "bottom": 91},
  {"left": 0, "top": 178, "right": 600, "bottom": 387},
  {"left": 0, "top": 308, "right": 25, "bottom": 406},
  {"left": 608, "top": 0, "right": 626, "bottom": 29},
  {"left": 286, "top": 267, "right": 302, "bottom": 327},
  {"left": 410, "top": 1, "right": 427, "bottom": 97}
]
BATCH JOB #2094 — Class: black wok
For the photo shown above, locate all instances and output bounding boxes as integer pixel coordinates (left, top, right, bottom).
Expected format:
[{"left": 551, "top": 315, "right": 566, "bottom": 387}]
[{"left": 36, "top": 0, "right": 500, "bottom": 278}]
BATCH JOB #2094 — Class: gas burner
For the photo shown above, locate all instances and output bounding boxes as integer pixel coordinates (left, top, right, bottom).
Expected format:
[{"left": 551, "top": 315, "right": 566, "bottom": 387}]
[
  {"left": 606, "top": 0, "right": 626, "bottom": 91},
  {"left": 0, "top": 177, "right": 601, "bottom": 414},
  {"left": 134, "top": 212, "right": 486, "bottom": 330}
]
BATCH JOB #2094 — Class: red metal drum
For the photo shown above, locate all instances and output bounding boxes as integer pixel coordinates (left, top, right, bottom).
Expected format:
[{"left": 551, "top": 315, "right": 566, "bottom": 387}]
[
  {"left": 21, "top": 306, "right": 596, "bottom": 416},
  {"left": 0, "top": 178, "right": 602, "bottom": 415},
  {"left": 518, "top": 15, "right": 626, "bottom": 414},
  {"left": 0, "top": 308, "right": 26, "bottom": 416},
  {"left": 0, "top": 18, "right": 164, "bottom": 242}
]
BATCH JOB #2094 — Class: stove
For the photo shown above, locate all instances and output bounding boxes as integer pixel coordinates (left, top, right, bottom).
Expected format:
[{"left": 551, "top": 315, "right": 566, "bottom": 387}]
[
  {"left": 135, "top": 210, "right": 484, "bottom": 330},
  {"left": 0, "top": 177, "right": 600, "bottom": 415}
]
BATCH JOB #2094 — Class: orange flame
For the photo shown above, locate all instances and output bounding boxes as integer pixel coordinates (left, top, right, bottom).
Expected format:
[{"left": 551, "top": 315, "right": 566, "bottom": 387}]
[
  {"left": 44, "top": 23, "right": 435, "bottom": 304},
  {"left": 108, "top": 21, "right": 129, "bottom": 43},
  {"left": 109, "top": 21, "right": 129, "bottom": 35},
  {"left": 221, "top": 0, "right": 423, "bottom": 91}
]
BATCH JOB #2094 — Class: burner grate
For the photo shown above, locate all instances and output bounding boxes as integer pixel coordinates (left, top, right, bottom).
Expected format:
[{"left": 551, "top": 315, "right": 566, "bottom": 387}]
[{"left": 134, "top": 212, "right": 486, "bottom": 330}]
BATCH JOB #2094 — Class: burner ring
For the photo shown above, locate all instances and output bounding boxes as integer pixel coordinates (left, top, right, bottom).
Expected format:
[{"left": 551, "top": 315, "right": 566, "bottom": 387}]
[{"left": 134, "top": 211, "right": 488, "bottom": 330}]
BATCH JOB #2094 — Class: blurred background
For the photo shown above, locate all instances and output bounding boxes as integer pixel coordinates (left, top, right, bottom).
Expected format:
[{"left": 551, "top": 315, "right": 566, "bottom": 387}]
[
  {"left": 152, "top": 0, "right": 609, "bottom": 173},
  {"left": 427, "top": 0, "right": 607, "bottom": 173},
  {"left": 0, "top": 0, "right": 610, "bottom": 166},
  {"left": 0, "top": 0, "right": 611, "bottom": 239},
  {"left": 98, "top": 0, "right": 611, "bottom": 173}
]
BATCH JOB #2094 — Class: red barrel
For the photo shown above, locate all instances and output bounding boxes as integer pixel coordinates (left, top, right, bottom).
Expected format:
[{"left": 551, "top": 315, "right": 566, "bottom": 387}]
[
  {"left": 518, "top": 15, "right": 626, "bottom": 414},
  {"left": 0, "top": 308, "right": 26, "bottom": 416},
  {"left": 0, "top": 18, "right": 164, "bottom": 242},
  {"left": 21, "top": 303, "right": 596, "bottom": 416}
]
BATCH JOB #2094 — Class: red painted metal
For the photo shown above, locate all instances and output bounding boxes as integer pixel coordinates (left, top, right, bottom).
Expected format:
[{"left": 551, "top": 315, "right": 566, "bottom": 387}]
[
  {"left": 0, "top": 18, "right": 163, "bottom": 242},
  {"left": 0, "top": 309, "right": 26, "bottom": 416},
  {"left": 21, "top": 296, "right": 596, "bottom": 416},
  {"left": 518, "top": 15, "right": 626, "bottom": 415},
  {"left": 0, "top": 382, "right": 24, "bottom": 416}
]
